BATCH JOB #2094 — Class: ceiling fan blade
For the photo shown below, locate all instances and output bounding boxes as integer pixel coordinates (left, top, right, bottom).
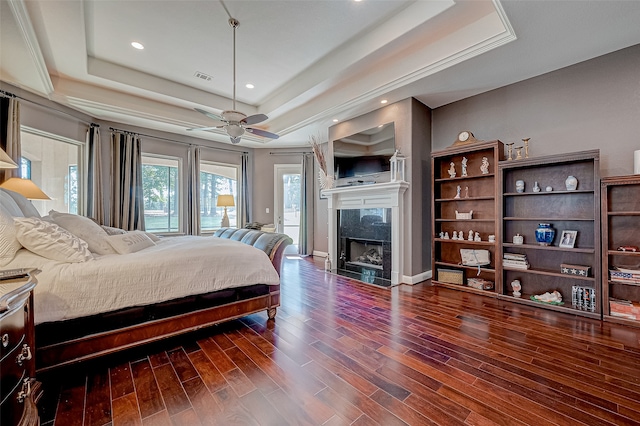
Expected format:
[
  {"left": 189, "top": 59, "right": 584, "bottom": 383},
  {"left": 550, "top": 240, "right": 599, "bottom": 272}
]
[
  {"left": 241, "top": 114, "right": 268, "bottom": 126},
  {"left": 186, "top": 125, "right": 225, "bottom": 131},
  {"left": 230, "top": 136, "right": 242, "bottom": 144},
  {"left": 246, "top": 127, "right": 280, "bottom": 139},
  {"left": 194, "top": 107, "right": 224, "bottom": 121}
]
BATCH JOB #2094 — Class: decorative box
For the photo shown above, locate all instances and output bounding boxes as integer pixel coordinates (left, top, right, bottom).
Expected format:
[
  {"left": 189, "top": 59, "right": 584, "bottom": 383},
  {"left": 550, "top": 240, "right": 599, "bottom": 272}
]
[
  {"left": 571, "top": 285, "right": 596, "bottom": 312},
  {"left": 437, "top": 268, "right": 464, "bottom": 285},
  {"left": 467, "top": 278, "right": 494, "bottom": 290},
  {"left": 455, "top": 210, "right": 473, "bottom": 220},
  {"left": 561, "top": 263, "right": 590, "bottom": 277}
]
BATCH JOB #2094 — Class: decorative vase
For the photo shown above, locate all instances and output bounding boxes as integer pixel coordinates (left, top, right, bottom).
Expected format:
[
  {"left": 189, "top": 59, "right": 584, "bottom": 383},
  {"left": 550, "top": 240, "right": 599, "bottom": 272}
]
[
  {"left": 515, "top": 180, "right": 525, "bottom": 193},
  {"left": 535, "top": 223, "right": 555, "bottom": 246},
  {"left": 533, "top": 181, "right": 540, "bottom": 192},
  {"left": 565, "top": 175, "right": 578, "bottom": 191}
]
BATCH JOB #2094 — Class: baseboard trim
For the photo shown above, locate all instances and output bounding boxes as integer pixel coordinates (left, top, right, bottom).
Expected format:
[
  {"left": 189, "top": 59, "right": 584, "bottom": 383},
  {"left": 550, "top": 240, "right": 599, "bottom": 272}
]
[
  {"left": 313, "top": 250, "right": 328, "bottom": 258},
  {"left": 402, "top": 270, "right": 432, "bottom": 285}
]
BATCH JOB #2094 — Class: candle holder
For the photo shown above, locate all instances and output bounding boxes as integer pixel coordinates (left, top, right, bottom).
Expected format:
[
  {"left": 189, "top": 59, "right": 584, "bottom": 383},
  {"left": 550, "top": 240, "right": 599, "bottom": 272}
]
[
  {"left": 522, "top": 138, "right": 530, "bottom": 158},
  {"left": 506, "top": 143, "right": 514, "bottom": 161},
  {"left": 515, "top": 146, "right": 523, "bottom": 160}
]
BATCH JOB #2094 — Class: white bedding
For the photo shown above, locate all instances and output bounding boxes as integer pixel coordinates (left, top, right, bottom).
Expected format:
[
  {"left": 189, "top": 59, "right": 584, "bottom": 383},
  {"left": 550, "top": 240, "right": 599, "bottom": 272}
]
[{"left": 4, "top": 236, "right": 280, "bottom": 324}]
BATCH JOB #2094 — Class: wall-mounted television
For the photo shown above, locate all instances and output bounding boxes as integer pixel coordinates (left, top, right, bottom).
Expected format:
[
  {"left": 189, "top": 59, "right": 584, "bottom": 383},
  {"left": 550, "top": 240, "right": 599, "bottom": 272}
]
[{"left": 333, "top": 123, "right": 395, "bottom": 179}]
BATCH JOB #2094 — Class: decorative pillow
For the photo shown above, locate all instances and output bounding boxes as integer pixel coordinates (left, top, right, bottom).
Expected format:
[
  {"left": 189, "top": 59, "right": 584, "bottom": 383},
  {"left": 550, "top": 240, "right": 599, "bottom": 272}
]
[
  {"left": 49, "top": 211, "right": 117, "bottom": 255},
  {"left": 1, "top": 189, "right": 40, "bottom": 218},
  {"left": 0, "top": 189, "right": 23, "bottom": 217},
  {"left": 145, "top": 232, "right": 161, "bottom": 242},
  {"left": 106, "top": 231, "right": 156, "bottom": 254},
  {"left": 0, "top": 206, "right": 22, "bottom": 266},
  {"left": 14, "top": 217, "right": 93, "bottom": 263},
  {"left": 101, "top": 225, "right": 128, "bottom": 236}
]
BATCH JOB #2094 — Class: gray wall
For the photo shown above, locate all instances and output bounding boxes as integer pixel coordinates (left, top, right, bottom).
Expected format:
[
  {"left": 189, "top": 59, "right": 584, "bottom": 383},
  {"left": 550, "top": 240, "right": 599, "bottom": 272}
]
[{"left": 432, "top": 43, "right": 640, "bottom": 177}]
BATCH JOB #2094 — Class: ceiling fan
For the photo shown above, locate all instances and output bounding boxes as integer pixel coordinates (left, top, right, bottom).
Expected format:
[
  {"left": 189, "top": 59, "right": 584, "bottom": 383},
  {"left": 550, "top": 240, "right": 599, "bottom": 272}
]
[{"left": 187, "top": 17, "right": 279, "bottom": 144}]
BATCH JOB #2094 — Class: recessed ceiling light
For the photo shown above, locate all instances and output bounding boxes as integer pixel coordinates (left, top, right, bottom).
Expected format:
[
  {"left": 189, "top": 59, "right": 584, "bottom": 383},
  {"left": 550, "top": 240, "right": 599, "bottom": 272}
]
[
  {"left": 131, "top": 42, "right": 144, "bottom": 50},
  {"left": 245, "top": 83, "right": 254, "bottom": 89},
  {"left": 380, "top": 99, "right": 388, "bottom": 104},
  {"left": 333, "top": 119, "right": 339, "bottom": 123}
]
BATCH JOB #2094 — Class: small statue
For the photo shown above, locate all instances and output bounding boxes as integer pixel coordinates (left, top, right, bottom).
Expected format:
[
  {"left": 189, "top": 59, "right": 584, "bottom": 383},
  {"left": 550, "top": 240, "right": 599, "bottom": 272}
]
[
  {"left": 448, "top": 162, "right": 456, "bottom": 178},
  {"left": 454, "top": 185, "right": 461, "bottom": 199},
  {"left": 474, "top": 232, "right": 481, "bottom": 242},
  {"left": 480, "top": 157, "right": 490, "bottom": 174},
  {"left": 443, "top": 231, "right": 450, "bottom": 239},
  {"left": 458, "top": 230, "right": 464, "bottom": 239},
  {"left": 511, "top": 280, "right": 522, "bottom": 297},
  {"left": 468, "top": 230, "right": 474, "bottom": 241},
  {"left": 464, "top": 186, "right": 469, "bottom": 198},
  {"left": 439, "top": 231, "right": 444, "bottom": 239},
  {"left": 452, "top": 231, "right": 458, "bottom": 240},
  {"left": 461, "top": 157, "right": 468, "bottom": 177}
]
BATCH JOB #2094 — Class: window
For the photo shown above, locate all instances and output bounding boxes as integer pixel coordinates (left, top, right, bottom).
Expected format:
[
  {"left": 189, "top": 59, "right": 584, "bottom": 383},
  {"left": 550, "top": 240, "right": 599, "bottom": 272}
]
[
  {"left": 200, "top": 162, "right": 238, "bottom": 231},
  {"left": 142, "top": 155, "right": 180, "bottom": 233},
  {"left": 20, "top": 128, "right": 83, "bottom": 216}
]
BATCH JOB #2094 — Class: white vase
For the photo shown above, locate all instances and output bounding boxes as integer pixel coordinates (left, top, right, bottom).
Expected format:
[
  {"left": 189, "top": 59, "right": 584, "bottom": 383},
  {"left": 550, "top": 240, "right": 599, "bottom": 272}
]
[{"left": 565, "top": 175, "right": 578, "bottom": 191}]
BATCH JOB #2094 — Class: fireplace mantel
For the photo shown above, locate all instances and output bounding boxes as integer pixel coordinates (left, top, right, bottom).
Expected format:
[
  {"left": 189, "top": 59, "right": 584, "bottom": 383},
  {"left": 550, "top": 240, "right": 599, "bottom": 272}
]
[{"left": 324, "top": 181, "right": 409, "bottom": 285}]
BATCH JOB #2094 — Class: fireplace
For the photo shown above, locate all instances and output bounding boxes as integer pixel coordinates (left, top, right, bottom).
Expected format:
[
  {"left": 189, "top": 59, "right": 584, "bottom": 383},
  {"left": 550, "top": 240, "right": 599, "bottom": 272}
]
[
  {"left": 337, "top": 208, "right": 392, "bottom": 286},
  {"left": 324, "top": 181, "right": 408, "bottom": 286}
]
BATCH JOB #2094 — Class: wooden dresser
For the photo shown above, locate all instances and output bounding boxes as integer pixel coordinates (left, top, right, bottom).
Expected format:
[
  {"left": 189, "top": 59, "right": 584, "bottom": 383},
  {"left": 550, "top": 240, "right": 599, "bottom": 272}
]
[{"left": 0, "top": 276, "right": 41, "bottom": 426}]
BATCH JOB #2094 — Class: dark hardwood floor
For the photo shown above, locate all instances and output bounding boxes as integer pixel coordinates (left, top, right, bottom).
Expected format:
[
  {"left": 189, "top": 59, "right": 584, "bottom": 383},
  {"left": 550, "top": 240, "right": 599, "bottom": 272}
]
[{"left": 37, "top": 256, "right": 640, "bottom": 425}]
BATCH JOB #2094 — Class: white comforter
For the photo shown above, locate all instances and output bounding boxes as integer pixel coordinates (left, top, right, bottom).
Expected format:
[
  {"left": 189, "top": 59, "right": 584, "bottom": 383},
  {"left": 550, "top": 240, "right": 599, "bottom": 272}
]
[{"left": 4, "top": 236, "right": 280, "bottom": 324}]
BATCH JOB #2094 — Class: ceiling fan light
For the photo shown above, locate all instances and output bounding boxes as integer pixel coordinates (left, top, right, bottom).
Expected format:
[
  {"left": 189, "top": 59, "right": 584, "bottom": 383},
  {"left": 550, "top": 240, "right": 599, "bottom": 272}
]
[{"left": 226, "top": 124, "right": 245, "bottom": 138}]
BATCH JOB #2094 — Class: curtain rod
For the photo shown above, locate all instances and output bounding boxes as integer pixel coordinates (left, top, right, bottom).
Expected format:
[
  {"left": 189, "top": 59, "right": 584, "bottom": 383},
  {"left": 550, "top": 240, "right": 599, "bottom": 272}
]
[
  {"left": 1, "top": 89, "right": 92, "bottom": 126},
  {"left": 109, "top": 127, "right": 248, "bottom": 154},
  {"left": 269, "top": 151, "right": 312, "bottom": 155}
]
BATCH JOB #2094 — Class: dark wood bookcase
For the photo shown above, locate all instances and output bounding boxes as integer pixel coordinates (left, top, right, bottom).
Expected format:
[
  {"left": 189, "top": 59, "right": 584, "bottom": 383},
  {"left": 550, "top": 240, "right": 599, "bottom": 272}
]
[
  {"left": 431, "top": 140, "right": 504, "bottom": 294},
  {"left": 601, "top": 175, "right": 640, "bottom": 327},
  {"left": 498, "top": 150, "right": 601, "bottom": 319}
]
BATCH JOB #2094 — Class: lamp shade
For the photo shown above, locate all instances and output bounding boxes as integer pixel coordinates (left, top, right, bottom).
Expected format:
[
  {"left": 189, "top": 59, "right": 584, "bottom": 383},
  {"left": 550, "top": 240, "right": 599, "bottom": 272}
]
[
  {"left": 0, "top": 147, "right": 18, "bottom": 169},
  {"left": 0, "top": 178, "right": 51, "bottom": 200},
  {"left": 216, "top": 194, "right": 235, "bottom": 207}
]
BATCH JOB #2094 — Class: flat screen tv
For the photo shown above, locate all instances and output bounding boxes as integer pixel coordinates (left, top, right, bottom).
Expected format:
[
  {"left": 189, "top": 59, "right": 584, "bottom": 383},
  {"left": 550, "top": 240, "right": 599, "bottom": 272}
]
[{"left": 333, "top": 123, "right": 395, "bottom": 179}]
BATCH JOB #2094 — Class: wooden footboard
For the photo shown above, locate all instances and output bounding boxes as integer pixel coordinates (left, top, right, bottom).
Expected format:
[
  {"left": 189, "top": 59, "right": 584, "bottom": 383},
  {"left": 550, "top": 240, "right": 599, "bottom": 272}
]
[{"left": 36, "top": 287, "right": 279, "bottom": 373}]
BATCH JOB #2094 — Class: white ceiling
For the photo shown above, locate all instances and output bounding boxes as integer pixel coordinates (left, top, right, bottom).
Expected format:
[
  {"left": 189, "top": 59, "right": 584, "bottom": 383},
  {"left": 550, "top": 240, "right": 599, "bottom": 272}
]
[{"left": 2, "top": 0, "right": 640, "bottom": 148}]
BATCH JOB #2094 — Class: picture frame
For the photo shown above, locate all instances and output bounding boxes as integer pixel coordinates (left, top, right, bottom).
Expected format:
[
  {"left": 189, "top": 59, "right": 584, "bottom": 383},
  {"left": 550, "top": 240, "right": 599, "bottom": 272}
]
[{"left": 559, "top": 230, "right": 577, "bottom": 248}]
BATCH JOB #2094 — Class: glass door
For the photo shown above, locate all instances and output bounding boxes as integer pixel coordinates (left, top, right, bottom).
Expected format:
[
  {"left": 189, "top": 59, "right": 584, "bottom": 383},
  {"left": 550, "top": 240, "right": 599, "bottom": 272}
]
[{"left": 274, "top": 164, "right": 301, "bottom": 246}]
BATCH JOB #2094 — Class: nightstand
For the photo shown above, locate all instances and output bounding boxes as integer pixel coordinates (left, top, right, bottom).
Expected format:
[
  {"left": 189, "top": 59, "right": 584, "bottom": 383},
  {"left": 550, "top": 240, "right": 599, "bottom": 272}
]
[{"left": 1, "top": 274, "right": 41, "bottom": 426}]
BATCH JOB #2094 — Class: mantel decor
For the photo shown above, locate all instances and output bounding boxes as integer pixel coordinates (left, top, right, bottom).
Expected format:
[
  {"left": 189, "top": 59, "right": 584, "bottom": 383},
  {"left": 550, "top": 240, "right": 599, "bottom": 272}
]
[{"left": 309, "top": 135, "right": 334, "bottom": 189}]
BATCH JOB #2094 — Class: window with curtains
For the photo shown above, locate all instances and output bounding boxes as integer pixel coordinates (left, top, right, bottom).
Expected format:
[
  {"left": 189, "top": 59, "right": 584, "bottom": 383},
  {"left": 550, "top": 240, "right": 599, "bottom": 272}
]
[
  {"left": 141, "top": 155, "right": 180, "bottom": 233},
  {"left": 20, "top": 128, "right": 83, "bottom": 216},
  {"left": 200, "top": 161, "right": 239, "bottom": 231}
]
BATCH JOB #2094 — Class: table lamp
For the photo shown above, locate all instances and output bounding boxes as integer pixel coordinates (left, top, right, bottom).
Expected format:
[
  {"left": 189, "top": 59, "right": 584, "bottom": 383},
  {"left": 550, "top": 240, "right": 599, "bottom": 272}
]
[
  {"left": 0, "top": 147, "right": 18, "bottom": 169},
  {"left": 0, "top": 177, "right": 51, "bottom": 200},
  {"left": 216, "top": 194, "right": 235, "bottom": 228}
]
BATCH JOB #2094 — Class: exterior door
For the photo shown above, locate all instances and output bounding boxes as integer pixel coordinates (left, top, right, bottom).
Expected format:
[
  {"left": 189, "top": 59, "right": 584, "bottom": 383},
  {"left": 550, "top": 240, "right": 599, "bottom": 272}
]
[{"left": 274, "top": 164, "right": 301, "bottom": 246}]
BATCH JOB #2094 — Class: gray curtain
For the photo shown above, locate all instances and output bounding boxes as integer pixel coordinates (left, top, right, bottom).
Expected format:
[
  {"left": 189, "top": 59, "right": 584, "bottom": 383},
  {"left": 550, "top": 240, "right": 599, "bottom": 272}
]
[
  {"left": 110, "top": 131, "right": 145, "bottom": 230},
  {"left": 298, "top": 153, "right": 314, "bottom": 255},
  {"left": 86, "top": 124, "right": 104, "bottom": 223},
  {"left": 0, "top": 97, "right": 21, "bottom": 182},
  {"left": 188, "top": 145, "right": 201, "bottom": 235},
  {"left": 242, "top": 152, "right": 250, "bottom": 227}
]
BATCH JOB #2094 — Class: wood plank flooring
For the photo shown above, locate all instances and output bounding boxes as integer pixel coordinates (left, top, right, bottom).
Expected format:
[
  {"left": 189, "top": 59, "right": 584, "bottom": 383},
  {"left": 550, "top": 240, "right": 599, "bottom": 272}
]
[{"left": 37, "top": 256, "right": 640, "bottom": 425}]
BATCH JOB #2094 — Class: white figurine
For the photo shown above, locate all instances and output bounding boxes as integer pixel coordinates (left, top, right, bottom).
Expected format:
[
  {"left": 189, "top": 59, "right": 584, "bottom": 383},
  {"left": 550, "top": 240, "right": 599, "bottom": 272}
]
[
  {"left": 439, "top": 231, "right": 444, "bottom": 239},
  {"left": 458, "top": 230, "right": 464, "bottom": 240},
  {"left": 468, "top": 230, "right": 474, "bottom": 241},
  {"left": 452, "top": 231, "right": 458, "bottom": 240},
  {"left": 443, "top": 232, "right": 450, "bottom": 239},
  {"left": 461, "top": 157, "right": 468, "bottom": 177},
  {"left": 480, "top": 157, "right": 490, "bottom": 174},
  {"left": 454, "top": 185, "right": 461, "bottom": 199},
  {"left": 448, "top": 162, "right": 456, "bottom": 178},
  {"left": 474, "top": 232, "right": 481, "bottom": 242},
  {"left": 511, "top": 280, "right": 522, "bottom": 297}
]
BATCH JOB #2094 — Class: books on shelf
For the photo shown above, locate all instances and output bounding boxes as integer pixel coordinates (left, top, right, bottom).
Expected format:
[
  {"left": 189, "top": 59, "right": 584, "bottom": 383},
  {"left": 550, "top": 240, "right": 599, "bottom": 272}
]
[
  {"left": 503, "top": 253, "right": 529, "bottom": 270},
  {"left": 610, "top": 298, "right": 640, "bottom": 320}
]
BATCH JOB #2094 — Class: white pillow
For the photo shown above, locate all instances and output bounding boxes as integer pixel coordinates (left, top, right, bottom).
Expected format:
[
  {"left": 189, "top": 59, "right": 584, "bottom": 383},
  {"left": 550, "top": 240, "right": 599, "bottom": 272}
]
[
  {"left": 49, "top": 210, "right": 117, "bottom": 255},
  {"left": 101, "top": 225, "right": 128, "bottom": 236},
  {"left": 14, "top": 217, "right": 93, "bottom": 263},
  {"left": 1, "top": 189, "right": 40, "bottom": 218},
  {"left": 0, "top": 206, "right": 22, "bottom": 266},
  {"left": 106, "top": 231, "right": 156, "bottom": 254}
]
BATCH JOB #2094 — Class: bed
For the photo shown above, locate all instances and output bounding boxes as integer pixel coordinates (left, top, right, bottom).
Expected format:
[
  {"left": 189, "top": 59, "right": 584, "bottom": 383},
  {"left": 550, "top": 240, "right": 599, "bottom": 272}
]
[{"left": 0, "top": 188, "right": 292, "bottom": 372}]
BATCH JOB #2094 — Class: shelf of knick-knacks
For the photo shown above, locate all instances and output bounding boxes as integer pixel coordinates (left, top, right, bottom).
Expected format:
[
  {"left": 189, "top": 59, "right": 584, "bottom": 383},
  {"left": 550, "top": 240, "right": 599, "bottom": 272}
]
[
  {"left": 431, "top": 140, "right": 504, "bottom": 294},
  {"left": 498, "top": 150, "right": 601, "bottom": 319}
]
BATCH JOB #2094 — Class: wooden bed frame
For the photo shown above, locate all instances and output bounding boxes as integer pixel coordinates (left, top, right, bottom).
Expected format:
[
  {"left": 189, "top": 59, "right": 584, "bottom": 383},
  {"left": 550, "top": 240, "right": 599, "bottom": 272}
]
[{"left": 35, "top": 228, "right": 292, "bottom": 373}]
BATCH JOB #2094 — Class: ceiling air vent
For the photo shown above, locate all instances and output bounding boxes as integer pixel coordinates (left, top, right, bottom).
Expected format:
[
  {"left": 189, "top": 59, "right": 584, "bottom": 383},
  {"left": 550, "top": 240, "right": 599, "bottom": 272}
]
[{"left": 194, "top": 71, "right": 213, "bottom": 82}]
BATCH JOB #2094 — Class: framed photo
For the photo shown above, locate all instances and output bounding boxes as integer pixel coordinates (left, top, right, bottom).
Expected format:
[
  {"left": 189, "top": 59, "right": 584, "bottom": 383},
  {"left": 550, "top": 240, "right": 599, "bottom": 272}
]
[{"left": 559, "top": 230, "right": 577, "bottom": 248}]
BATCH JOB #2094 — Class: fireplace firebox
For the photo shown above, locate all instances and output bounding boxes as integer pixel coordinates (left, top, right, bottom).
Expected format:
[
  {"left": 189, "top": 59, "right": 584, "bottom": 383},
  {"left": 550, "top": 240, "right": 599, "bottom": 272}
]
[{"left": 337, "top": 208, "right": 392, "bottom": 286}]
